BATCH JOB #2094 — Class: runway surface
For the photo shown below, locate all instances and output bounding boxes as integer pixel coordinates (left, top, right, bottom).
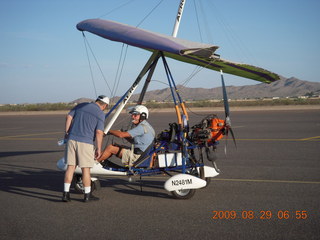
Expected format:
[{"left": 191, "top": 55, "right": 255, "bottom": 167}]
[{"left": 0, "top": 108, "right": 319, "bottom": 240}]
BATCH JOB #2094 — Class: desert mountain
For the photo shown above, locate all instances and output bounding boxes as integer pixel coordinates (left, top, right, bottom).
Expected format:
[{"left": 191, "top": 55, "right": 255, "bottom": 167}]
[
  {"left": 73, "top": 77, "right": 320, "bottom": 104},
  {"left": 128, "top": 77, "right": 320, "bottom": 101}
]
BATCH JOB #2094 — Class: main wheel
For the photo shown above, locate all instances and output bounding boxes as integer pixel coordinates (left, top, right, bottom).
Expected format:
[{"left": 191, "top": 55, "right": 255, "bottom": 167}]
[
  {"left": 171, "top": 188, "right": 196, "bottom": 199},
  {"left": 72, "top": 175, "right": 100, "bottom": 193},
  {"left": 199, "top": 166, "right": 211, "bottom": 187},
  {"left": 188, "top": 167, "right": 211, "bottom": 188}
]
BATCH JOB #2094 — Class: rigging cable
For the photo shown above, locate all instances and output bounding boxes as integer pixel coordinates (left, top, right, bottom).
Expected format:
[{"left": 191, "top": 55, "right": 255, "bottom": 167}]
[
  {"left": 82, "top": 32, "right": 97, "bottom": 97},
  {"left": 197, "top": 0, "right": 214, "bottom": 43},
  {"left": 177, "top": 57, "right": 219, "bottom": 96},
  {"left": 98, "top": 0, "right": 136, "bottom": 19},
  {"left": 175, "top": 0, "right": 208, "bottom": 92},
  {"left": 111, "top": 44, "right": 128, "bottom": 99},
  {"left": 82, "top": 33, "right": 113, "bottom": 96},
  {"left": 206, "top": 0, "right": 260, "bottom": 65},
  {"left": 136, "top": 0, "right": 165, "bottom": 28},
  {"left": 193, "top": 0, "right": 203, "bottom": 42}
]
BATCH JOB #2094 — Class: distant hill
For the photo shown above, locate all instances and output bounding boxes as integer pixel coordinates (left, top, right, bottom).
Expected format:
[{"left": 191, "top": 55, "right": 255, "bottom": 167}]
[
  {"left": 126, "top": 77, "right": 320, "bottom": 101},
  {"left": 73, "top": 77, "right": 320, "bottom": 104},
  {"left": 70, "top": 97, "right": 94, "bottom": 104}
]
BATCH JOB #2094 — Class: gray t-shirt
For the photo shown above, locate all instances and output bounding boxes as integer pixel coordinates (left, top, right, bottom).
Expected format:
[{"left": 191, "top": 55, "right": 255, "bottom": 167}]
[{"left": 68, "top": 102, "right": 104, "bottom": 145}]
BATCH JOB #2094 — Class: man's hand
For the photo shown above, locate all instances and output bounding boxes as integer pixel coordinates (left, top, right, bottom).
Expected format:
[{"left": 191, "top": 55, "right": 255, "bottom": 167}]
[{"left": 95, "top": 148, "right": 102, "bottom": 160}]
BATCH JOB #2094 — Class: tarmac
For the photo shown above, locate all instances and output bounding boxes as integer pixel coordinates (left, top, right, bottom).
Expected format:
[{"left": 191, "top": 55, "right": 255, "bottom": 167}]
[{"left": 0, "top": 108, "right": 319, "bottom": 239}]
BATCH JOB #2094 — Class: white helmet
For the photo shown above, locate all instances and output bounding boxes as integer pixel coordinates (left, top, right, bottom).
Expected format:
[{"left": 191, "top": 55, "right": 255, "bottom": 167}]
[{"left": 128, "top": 105, "right": 149, "bottom": 119}]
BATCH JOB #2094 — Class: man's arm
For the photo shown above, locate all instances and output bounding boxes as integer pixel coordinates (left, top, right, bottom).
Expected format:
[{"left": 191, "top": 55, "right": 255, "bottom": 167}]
[
  {"left": 95, "top": 129, "right": 104, "bottom": 159},
  {"left": 108, "top": 130, "right": 131, "bottom": 139},
  {"left": 65, "top": 114, "right": 73, "bottom": 137}
]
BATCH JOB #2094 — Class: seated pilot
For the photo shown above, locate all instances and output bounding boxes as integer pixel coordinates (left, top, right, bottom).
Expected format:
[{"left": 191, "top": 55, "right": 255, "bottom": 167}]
[{"left": 97, "top": 105, "right": 155, "bottom": 167}]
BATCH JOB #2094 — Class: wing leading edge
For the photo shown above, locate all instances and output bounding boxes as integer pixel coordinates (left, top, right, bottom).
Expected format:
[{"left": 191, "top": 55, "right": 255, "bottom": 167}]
[{"left": 77, "top": 19, "right": 279, "bottom": 83}]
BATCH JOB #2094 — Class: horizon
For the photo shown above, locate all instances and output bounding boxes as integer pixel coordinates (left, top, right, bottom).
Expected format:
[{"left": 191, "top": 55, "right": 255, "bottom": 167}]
[{"left": 1, "top": 76, "right": 318, "bottom": 105}]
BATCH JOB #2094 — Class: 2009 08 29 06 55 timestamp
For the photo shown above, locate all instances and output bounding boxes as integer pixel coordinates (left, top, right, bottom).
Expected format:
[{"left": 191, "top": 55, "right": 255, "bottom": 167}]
[{"left": 212, "top": 210, "right": 308, "bottom": 220}]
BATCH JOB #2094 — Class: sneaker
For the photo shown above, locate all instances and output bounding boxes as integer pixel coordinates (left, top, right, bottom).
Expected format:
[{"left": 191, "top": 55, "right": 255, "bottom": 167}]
[
  {"left": 62, "top": 192, "right": 71, "bottom": 202},
  {"left": 83, "top": 193, "right": 99, "bottom": 202}
]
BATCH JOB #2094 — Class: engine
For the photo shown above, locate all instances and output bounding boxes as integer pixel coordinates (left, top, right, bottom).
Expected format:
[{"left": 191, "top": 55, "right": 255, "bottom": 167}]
[{"left": 190, "top": 114, "right": 226, "bottom": 145}]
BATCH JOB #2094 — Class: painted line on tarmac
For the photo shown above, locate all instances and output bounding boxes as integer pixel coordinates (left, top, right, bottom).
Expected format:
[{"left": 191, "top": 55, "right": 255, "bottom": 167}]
[
  {"left": 213, "top": 178, "right": 320, "bottom": 184},
  {"left": 0, "top": 131, "right": 63, "bottom": 140},
  {"left": 234, "top": 139, "right": 300, "bottom": 141},
  {"left": 229, "top": 138, "right": 320, "bottom": 142},
  {"left": 0, "top": 137, "right": 57, "bottom": 140},
  {"left": 0, "top": 127, "right": 23, "bottom": 131},
  {"left": 300, "top": 136, "right": 320, "bottom": 141}
]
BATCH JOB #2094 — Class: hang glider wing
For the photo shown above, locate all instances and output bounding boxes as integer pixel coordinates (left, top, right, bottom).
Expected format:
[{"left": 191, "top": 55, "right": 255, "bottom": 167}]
[{"left": 77, "top": 19, "right": 279, "bottom": 83}]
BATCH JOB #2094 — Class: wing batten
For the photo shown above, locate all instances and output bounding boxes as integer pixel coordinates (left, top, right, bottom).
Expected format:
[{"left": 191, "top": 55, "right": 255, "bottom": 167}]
[{"left": 77, "top": 18, "right": 280, "bottom": 83}]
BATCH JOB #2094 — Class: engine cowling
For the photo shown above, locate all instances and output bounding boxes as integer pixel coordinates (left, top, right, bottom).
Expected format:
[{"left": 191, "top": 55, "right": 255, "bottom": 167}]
[{"left": 190, "top": 115, "right": 225, "bottom": 144}]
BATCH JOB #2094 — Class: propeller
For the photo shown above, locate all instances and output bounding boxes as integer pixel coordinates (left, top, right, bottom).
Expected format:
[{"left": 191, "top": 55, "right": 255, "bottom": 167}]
[{"left": 220, "top": 70, "right": 237, "bottom": 153}]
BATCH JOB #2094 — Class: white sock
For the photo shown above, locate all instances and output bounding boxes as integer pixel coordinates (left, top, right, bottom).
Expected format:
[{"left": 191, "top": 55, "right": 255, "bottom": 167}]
[
  {"left": 64, "top": 183, "right": 71, "bottom": 192},
  {"left": 84, "top": 186, "right": 91, "bottom": 194}
]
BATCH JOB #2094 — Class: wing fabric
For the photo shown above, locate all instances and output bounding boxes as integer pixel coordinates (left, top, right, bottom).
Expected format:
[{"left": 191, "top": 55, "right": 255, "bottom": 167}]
[{"left": 77, "top": 19, "right": 279, "bottom": 83}]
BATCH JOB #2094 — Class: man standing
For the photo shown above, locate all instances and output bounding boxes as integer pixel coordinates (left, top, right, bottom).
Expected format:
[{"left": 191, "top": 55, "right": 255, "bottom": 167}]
[{"left": 62, "top": 95, "right": 109, "bottom": 202}]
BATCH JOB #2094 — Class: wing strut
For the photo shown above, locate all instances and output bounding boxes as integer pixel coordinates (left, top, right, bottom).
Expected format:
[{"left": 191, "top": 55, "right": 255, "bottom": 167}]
[
  {"left": 161, "top": 53, "right": 190, "bottom": 173},
  {"left": 138, "top": 0, "right": 187, "bottom": 104},
  {"left": 104, "top": 51, "right": 161, "bottom": 134},
  {"left": 172, "top": 0, "right": 186, "bottom": 37},
  {"left": 137, "top": 56, "right": 160, "bottom": 104},
  {"left": 161, "top": 53, "right": 189, "bottom": 125}
]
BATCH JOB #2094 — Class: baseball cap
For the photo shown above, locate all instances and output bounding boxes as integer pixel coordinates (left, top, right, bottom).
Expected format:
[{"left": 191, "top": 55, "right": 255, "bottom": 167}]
[{"left": 96, "top": 95, "right": 109, "bottom": 105}]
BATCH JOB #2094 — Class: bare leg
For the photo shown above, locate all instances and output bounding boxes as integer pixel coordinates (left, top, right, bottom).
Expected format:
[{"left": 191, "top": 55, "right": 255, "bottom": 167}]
[
  {"left": 97, "top": 144, "right": 121, "bottom": 162},
  {"left": 81, "top": 167, "right": 99, "bottom": 202},
  {"left": 81, "top": 167, "right": 91, "bottom": 187},
  {"left": 64, "top": 165, "right": 76, "bottom": 184},
  {"left": 62, "top": 165, "right": 76, "bottom": 202}
]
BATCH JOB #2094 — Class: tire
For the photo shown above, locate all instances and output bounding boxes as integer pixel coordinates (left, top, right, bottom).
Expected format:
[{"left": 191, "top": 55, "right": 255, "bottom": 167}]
[
  {"left": 171, "top": 188, "right": 196, "bottom": 199},
  {"left": 72, "top": 175, "right": 99, "bottom": 193},
  {"left": 191, "top": 167, "right": 211, "bottom": 188},
  {"left": 199, "top": 166, "right": 211, "bottom": 187},
  {"left": 205, "top": 177, "right": 211, "bottom": 186}
]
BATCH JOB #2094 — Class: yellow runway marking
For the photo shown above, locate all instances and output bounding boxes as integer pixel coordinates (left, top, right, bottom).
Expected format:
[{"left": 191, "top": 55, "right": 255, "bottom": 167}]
[
  {"left": 0, "top": 127, "right": 22, "bottom": 131},
  {"left": 0, "top": 137, "right": 57, "bottom": 140},
  {"left": 235, "top": 139, "right": 301, "bottom": 141},
  {"left": 300, "top": 136, "right": 320, "bottom": 141},
  {"left": 224, "top": 137, "right": 320, "bottom": 142},
  {"left": 1, "top": 133, "right": 319, "bottom": 142},
  {"left": 213, "top": 178, "right": 320, "bottom": 185}
]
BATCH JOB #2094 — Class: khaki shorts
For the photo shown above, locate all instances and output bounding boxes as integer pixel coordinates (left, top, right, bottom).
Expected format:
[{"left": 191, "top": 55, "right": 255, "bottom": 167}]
[
  {"left": 121, "top": 149, "right": 141, "bottom": 166},
  {"left": 65, "top": 140, "right": 95, "bottom": 168}
]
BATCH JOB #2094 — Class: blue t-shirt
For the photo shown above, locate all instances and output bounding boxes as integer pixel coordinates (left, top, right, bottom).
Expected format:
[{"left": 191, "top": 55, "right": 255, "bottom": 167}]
[
  {"left": 67, "top": 102, "right": 105, "bottom": 145},
  {"left": 127, "top": 120, "right": 155, "bottom": 151}
]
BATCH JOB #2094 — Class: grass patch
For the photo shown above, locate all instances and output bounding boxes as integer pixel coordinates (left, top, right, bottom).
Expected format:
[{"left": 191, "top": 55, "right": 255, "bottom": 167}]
[{"left": 1, "top": 98, "right": 319, "bottom": 112}]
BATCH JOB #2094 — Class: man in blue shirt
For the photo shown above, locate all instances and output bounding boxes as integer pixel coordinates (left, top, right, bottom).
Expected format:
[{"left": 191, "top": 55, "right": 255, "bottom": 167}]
[
  {"left": 62, "top": 95, "right": 109, "bottom": 202},
  {"left": 97, "top": 105, "right": 155, "bottom": 167}
]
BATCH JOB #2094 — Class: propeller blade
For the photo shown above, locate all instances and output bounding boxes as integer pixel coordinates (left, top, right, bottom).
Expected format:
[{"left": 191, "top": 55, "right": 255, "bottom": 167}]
[
  {"left": 220, "top": 70, "right": 237, "bottom": 154},
  {"left": 224, "top": 126, "right": 229, "bottom": 155},
  {"left": 220, "top": 70, "right": 230, "bottom": 119},
  {"left": 223, "top": 125, "right": 237, "bottom": 155},
  {"left": 229, "top": 127, "right": 237, "bottom": 148}
]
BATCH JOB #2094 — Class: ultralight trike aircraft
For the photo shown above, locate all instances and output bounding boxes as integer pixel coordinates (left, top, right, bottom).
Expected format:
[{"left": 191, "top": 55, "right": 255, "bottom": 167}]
[{"left": 57, "top": 0, "right": 279, "bottom": 199}]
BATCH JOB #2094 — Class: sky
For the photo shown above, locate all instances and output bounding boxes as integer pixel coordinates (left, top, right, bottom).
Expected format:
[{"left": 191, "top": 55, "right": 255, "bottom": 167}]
[{"left": 1, "top": 0, "right": 320, "bottom": 104}]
